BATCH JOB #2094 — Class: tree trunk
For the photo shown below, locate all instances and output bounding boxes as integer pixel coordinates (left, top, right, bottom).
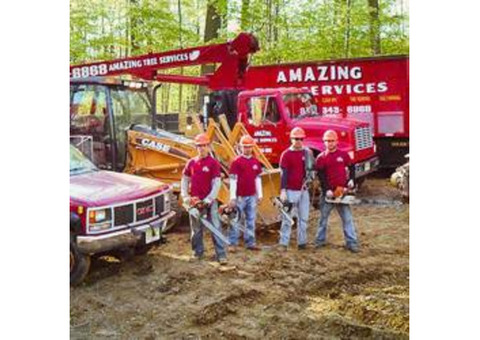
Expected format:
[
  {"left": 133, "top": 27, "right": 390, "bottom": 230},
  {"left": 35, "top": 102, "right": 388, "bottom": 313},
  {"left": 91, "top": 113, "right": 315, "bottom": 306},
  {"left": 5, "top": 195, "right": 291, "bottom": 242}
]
[
  {"left": 344, "top": 0, "right": 352, "bottom": 58},
  {"left": 178, "top": 0, "right": 183, "bottom": 117},
  {"left": 273, "top": 0, "right": 279, "bottom": 44},
  {"left": 368, "top": 0, "right": 381, "bottom": 55},
  {"left": 240, "top": 0, "right": 250, "bottom": 30},
  {"left": 129, "top": 0, "right": 140, "bottom": 54},
  {"left": 197, "top": 0, "right": 221, "bottom": 112}
]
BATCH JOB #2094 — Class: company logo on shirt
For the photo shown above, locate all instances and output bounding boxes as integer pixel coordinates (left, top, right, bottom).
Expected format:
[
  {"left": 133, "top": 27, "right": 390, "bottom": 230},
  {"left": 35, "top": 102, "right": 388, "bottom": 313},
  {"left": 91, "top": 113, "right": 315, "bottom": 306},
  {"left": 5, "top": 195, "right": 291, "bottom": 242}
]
[
  {"left": 336, "top": 157, "right": 344, "bottom": 163},
  {"left": 253, "top": 164, "right": 259, "bottom": 170},
  {"left": 202, "top": 166, "right": 210, "bottom": 172}
]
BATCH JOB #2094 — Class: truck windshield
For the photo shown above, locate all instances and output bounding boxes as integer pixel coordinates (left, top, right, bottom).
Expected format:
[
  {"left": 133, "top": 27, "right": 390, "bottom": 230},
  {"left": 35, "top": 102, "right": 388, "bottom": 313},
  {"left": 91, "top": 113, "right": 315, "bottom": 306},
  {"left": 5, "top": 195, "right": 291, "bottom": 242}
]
[
  {"left": 283, "top": 93, "right": 318, "bottom": 120},
  {"left": 70, "top": 145, "right": 97, "bottom": 175}
]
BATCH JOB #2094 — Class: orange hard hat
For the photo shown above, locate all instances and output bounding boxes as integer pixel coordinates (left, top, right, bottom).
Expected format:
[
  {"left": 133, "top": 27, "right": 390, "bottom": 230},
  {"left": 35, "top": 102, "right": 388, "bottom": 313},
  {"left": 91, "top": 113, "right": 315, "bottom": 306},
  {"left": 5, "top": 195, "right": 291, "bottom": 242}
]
[
  {"left": 290, "top": 127, "right": 306, "bottom": 139},
  {"left": 323, "top": 130, "right": 338, "bottom": 141},
  {"left": 240, "top": 135, "right": 255, "bottom": 146},
  {"left": 194, "top": 133, "right": 210, "bottom": 146}
]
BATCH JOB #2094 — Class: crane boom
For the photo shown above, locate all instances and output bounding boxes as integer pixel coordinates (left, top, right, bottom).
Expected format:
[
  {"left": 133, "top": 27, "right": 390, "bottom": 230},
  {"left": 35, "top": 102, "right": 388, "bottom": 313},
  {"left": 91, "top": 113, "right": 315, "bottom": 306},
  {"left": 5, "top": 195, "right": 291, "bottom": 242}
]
[{"left": 70, "top": 32, "right": 259, "bottom": 90}]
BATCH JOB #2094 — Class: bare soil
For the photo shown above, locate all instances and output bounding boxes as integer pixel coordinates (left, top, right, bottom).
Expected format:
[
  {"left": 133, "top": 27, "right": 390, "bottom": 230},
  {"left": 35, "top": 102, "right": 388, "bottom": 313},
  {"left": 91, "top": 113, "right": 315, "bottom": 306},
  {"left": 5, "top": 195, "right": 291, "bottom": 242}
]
[{"left": 71, "top": 178, "right": 409, "bottom": 339}]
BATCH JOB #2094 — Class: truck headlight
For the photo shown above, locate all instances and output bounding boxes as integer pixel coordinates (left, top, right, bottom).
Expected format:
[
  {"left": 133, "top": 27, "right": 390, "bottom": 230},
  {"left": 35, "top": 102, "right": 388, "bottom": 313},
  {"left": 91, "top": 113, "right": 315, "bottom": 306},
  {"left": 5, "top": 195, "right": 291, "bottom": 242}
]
[
  {"left": 88, "top": 209, "right": 113, "bottom": 232},
  {"left": 89, "top": 209, "right": 111, "bottom": 223}
]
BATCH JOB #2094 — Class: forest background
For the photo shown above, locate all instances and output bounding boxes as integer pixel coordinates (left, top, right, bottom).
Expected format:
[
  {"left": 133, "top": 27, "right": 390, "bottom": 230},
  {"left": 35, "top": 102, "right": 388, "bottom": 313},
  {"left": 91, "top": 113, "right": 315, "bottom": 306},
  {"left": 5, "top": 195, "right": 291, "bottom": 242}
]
[{"left": 70, "top": 0, "right": 409, "bottom": 114}]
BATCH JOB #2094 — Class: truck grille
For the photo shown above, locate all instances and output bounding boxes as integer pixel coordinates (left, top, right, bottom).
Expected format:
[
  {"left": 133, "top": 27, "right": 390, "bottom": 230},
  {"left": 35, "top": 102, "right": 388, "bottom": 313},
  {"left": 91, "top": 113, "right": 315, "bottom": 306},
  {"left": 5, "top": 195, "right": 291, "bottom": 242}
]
[
  {"left": 155, "top": 195, "right": 165, "bottom": 216},
  {"left": 114, "top": 204, "right": 134, "bottom": 226},
  {"left": 136, "top": 199, "right": 154, "bottom": 222},
  {"left": 111, "top": 193, "right": 166, "bottom": 228},
  {"left": 355, "top": 126, "right": 373, "bottom": 151}
]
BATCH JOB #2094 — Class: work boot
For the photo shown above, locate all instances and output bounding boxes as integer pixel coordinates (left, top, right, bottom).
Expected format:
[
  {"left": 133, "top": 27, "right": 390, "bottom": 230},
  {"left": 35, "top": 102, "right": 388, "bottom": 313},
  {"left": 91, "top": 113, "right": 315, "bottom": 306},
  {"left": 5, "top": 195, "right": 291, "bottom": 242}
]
[
  {"left": 314, "top": 243, "right": 326, "bottom": 250},
  {"left": 276, "top": 244, "right": 288, "bottom": 252},
  {"left": 190, "top": 253, "right": 204, "bottom": 262},
  {"left": 346, "top": 244, "right": 359, "bottom": 253},
  {"left": 229, "top": 245, "right": 238, "bottom": 253},
  {"left": 218, "top": 257, "right": 228, "bottom": 265},
  {"left": 297, "top": 244, "right": 307, "bottom": 250},
  {"left": 246, "top": 245, "right": 261, "bottom": 251}
]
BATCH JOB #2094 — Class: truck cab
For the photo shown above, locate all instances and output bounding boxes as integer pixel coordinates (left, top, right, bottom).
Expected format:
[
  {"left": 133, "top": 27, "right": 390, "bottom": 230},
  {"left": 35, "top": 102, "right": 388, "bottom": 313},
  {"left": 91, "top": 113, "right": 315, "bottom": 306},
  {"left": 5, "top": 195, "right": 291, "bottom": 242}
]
[
  {"left": 237, "top": 88, "right": 379, "bottom": 179},
  {"left": 70, "top": 144, "right": 175, "bottom": 285}
]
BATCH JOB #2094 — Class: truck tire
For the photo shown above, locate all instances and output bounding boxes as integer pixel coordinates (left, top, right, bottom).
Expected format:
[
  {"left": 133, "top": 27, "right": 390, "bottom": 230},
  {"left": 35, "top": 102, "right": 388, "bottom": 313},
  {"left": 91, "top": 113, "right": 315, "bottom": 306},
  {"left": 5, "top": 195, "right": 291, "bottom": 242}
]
[{"left": 70, "top": 237, "right": 91, "bottom": 286}]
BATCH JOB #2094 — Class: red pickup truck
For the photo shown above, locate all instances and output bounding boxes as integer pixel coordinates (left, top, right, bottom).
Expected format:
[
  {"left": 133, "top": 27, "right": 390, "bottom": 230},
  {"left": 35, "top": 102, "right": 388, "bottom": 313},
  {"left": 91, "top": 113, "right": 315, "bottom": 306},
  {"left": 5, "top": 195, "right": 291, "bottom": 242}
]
[{"left": 70, "top": 145, "right": 175, "bottom": 285}]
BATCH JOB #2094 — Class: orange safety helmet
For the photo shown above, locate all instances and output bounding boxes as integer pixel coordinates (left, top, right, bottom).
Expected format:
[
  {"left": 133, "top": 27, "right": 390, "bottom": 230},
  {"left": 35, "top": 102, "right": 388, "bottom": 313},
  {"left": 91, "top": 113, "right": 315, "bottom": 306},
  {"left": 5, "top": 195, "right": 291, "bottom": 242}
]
[
  {"left": 194, "top": 133, "right": 210, "bottom": 146},
  {"left": 290, "top": 127, "right": 306, "bottom": 139},
  {"left": 323, "top": 130, "right": 338, "bottom": 141},
  {"left": 239, "top": 135, "right": 255, "bottom": 146}
]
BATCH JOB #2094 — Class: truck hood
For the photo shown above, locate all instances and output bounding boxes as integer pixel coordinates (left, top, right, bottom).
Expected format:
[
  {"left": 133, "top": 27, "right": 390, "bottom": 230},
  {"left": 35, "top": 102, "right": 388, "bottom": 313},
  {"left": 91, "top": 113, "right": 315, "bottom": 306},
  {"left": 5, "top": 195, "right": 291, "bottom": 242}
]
[
  {"left": 294, "top": 116, "right": 364, "bottom": 131},
  {"left": 70, "top": 170, "right": 166, "bottom": 207}
]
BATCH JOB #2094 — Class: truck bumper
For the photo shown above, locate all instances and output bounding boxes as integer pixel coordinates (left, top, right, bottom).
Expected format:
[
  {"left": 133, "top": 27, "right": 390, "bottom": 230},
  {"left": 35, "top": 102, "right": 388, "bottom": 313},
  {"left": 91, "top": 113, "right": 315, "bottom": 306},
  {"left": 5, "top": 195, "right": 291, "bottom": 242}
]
[
  {"left": 76, "top": 211, "right": 175, "bottom": 254},
  {"left": 355, "top": 156, "right": 380, "bottom": 178}
]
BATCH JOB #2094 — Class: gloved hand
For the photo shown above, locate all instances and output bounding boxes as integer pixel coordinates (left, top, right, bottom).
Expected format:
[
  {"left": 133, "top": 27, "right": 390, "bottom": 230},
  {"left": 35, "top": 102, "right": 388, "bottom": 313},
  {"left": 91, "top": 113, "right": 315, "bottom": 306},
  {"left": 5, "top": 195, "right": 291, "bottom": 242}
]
[
  {"left": 326, "top": 190, "right": 334, "bottom": 198},
  {"left": 184, "top": 196, "right": 192, "bottom": 206},
  {"left": 347, "top": 179, "right": 354, "bottom": 189},
  {"left": 257, "top": 195, "right": 263, "bottom": 203},
  {"left": 280, "top": 189, "right": 287, "bottom": 202},
  {"left": 228, "top": 199, "right": 236, "bottom": 208},
  {"left": 202, "top": 198, "right": 212, "bottom": 207}
]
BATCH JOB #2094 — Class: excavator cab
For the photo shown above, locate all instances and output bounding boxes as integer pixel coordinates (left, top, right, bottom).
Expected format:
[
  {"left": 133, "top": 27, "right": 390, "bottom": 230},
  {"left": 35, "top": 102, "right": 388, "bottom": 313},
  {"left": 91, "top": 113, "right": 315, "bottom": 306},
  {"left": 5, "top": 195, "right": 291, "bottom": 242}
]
[{"left": 70, "top": 77, "right": 151, "bottom": 171}]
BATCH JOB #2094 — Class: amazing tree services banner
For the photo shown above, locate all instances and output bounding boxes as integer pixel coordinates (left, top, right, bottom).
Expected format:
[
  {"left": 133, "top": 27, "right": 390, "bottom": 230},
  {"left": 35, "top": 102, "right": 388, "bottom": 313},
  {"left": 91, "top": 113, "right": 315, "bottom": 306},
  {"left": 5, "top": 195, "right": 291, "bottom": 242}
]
[{"left": 245, "top": 56, "right": 409, "bottom": 138}]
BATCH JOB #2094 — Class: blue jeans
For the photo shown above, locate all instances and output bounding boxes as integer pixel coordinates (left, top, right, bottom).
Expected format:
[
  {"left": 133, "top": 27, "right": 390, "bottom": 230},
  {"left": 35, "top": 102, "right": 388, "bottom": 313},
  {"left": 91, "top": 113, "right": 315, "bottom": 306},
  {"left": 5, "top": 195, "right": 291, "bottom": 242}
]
[
  {"left": 228, "top": 196, "right": 257, "bottom": 247},
  {"left": 315, "top": 197, "right": 358, "bottom": 247},
  {"left": 189, "top": 200, "right": 227, "bottom": 259},
  {"left": 279, "top": 189, "right": 310, "bottom": 247}
]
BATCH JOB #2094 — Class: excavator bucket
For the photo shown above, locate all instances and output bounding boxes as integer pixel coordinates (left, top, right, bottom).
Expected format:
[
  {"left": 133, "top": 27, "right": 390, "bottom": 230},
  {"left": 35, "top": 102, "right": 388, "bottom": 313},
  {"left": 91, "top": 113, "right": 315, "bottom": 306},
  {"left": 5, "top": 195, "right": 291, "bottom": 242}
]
[{"left": 123, "top": 119, "right": 283, "bottom": 227}]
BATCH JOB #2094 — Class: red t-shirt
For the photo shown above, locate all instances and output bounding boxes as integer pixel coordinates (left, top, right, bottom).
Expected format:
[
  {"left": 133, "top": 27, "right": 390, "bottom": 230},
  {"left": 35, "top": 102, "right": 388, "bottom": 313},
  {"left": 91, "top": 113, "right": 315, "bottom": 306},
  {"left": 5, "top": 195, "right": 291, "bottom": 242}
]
[
  {"left": 183, "top": 155, "right": 221, "bottom": 199},
  {"left": 280, "top": 148, "right": 306, "bottom": 190},
  {"left": 315, "top": 149, "right": 351, "bottom": 190},
  {"left": 229, "top": 155, "right": 262, "bottom": 196}
]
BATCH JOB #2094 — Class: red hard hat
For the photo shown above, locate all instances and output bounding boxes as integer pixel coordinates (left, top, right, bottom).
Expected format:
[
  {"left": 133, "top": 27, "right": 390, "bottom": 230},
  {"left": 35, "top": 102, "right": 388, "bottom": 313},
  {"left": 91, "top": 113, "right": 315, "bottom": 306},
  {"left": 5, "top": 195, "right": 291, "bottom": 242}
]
[
  {"left": 194, "top": 133, "right": 210, "bottom": 146},
  {"left": 290, "top": 127, "right": 306, "bottom": 139},
  {"left": 240, "top": 135, "right": 255, "bottom": 146}
]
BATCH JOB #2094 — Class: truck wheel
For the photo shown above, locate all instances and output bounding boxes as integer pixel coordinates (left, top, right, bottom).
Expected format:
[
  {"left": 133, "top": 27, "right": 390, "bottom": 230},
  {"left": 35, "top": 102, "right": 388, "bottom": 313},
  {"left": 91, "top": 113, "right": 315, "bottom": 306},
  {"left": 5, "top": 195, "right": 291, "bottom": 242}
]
[{"left": 70, "top": 239, "right": 91, "bottom": 286}]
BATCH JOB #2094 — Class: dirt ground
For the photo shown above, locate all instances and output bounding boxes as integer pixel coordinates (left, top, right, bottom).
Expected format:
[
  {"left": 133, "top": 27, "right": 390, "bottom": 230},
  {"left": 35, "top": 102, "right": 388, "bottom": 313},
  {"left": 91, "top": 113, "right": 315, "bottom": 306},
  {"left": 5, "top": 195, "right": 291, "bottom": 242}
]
[{"left": 71, "top": 178, "right": 409, "bottom": 339}]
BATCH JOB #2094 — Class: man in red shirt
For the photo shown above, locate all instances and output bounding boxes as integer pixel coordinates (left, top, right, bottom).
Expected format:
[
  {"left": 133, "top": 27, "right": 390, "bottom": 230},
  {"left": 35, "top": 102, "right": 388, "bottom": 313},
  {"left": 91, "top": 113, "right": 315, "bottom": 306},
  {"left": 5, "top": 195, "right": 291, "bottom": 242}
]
[
  {"left": 278, "top": 127, "right": 315, "bottom": 250},
  {"left": 228, "top": 135, "right": 263, "bottom": 252},
  {"left": 181, "top": 133, "right": 228, "bottom": 264},
  {"left": 315, "top": 130, "right": 359, "bottom": 253}
]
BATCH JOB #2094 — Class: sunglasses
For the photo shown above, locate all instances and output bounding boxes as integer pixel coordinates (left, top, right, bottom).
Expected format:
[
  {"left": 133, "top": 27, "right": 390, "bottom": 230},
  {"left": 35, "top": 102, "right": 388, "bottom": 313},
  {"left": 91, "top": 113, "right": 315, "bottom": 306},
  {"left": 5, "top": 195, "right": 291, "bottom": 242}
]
[
  {"left": 323, "top": 139, "right": 336, "bottom": 142},
  {"left": 195, "top": 144, "right": 208, "bottom": 148},
  {"left": 292, "top": 138, "right": 304, "bottom": 141}
]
